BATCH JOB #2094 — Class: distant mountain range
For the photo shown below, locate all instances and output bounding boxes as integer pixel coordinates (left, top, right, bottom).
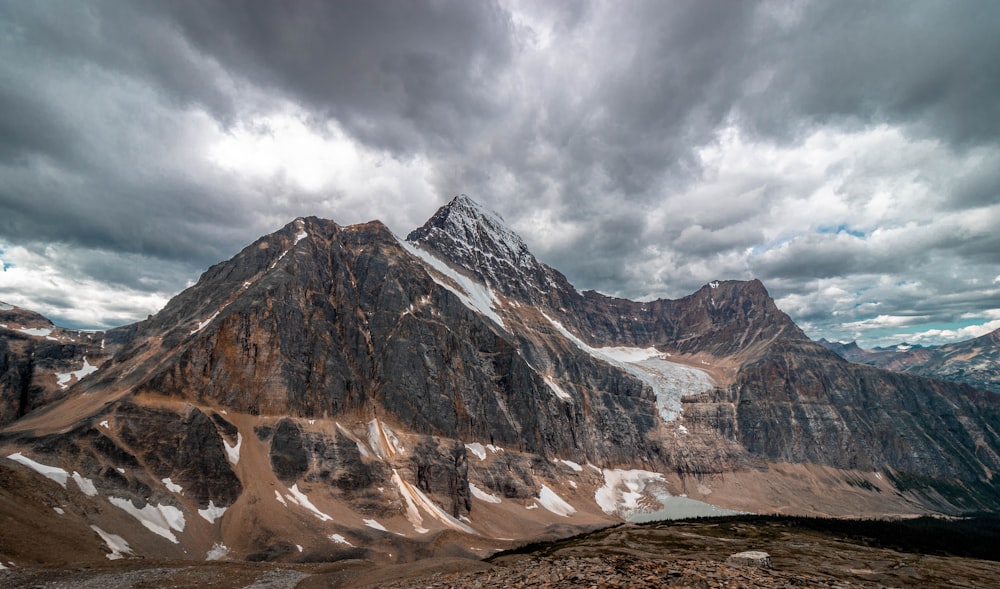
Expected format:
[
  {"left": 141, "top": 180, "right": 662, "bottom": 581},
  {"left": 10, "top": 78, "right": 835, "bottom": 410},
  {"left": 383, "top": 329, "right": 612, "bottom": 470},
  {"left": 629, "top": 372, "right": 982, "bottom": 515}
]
[
  {"left": 2, "top": 195, "right": 999, "bottom": 566},
  {"left": 818, "top": 330, "right": 1000, "bottom": 395}
]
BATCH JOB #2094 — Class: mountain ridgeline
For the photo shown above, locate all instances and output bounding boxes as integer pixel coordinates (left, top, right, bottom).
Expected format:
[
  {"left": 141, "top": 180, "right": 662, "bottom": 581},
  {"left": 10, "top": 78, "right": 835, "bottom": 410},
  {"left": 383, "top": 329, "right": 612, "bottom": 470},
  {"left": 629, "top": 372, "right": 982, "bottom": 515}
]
[{"left": 1, "top": 195, "right": 999, "bottom": 565}]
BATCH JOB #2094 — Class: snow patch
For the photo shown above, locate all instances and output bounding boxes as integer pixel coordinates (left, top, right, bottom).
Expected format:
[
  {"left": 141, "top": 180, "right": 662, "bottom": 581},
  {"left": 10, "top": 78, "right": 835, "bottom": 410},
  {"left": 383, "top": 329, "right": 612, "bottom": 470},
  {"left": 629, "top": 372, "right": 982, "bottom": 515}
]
[
  {"left": 329, "top": 533, "right": 354, "bottom": 546},
  {"left": 537, "top": 485, "right": 576, "bottom": 517},
  {"left": 198, "top": 500, "right": 227, "bottom": 524},
  {"left": 296, "top": 544, "right": 303, "bottom": 553},
  {"left": 7, "top": 453, "right": 69, "bottom": 487},
  {"left": 18, "top": 327, "right": 52, "bottom": 337},
  {"left": 465, "top": 443, "right": 486, "bottom": 460},
  {"left": 108, "top": 497, "right": 186, "bottom": 543},
  {"left": 294, "top": 230, "right": 309, "bottom": 244},
  {"left": 206, "top": 543, "right": 229, "bottom": 560},
  {"left": 53, "top": 506, "right": 65, "bottom": 515},
  {"left": 91, "top": 525, "right": 133, "bottom": 560},
  {"left": 100, "top": 420, "right": 110, "bottom": 429},
  {"left": 274, "top": 490, "right": 287, "bottom": 506},
  {"left": 72, "top": 471, "right": 98, "bottom": 496},
  {"left": 525, "top": 503, "right": 538, "bottom": 510},
  {"left": 678, "top": 424, "right": 689, "bottom": 434},
  {"left": 469, "top": 482, "right": 502, "bottom": 504},
  {"left": 286, "top": 484, "right": 333, "bottom": 521},
  {"left": 594, "top": 468, "right": 667, "bottom": 519},
  {"left": 223, "top": 432, "right": 242, "bottom": 465},
  {"left": 162, "top": 477, "right": 183, "bottom": 494},
  {"left": 400, "top": 240, "right": 506, "bottom": 329},
  {"left": 56, "top": 358, "right": 98, "bottom": 390},
  {"left": 363, "top": 518, "right": 387, "bottom": 532},
  {"left": 560, "top": 460, "right": 583, "bottom": 472}
]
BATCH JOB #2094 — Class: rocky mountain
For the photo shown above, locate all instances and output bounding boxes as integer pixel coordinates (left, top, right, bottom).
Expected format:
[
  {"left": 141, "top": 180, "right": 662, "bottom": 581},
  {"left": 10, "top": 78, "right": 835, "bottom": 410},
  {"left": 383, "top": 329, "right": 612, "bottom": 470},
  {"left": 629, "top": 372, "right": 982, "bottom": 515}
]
[
  {"left": 818, "top": 331, "right": 1000, "bottom": 395},
  {"left": 1, "top": 195, "right": 999, "bottom": 567},
  {"left": 0, "top": 303, "right": 131, "bottom": 427}
]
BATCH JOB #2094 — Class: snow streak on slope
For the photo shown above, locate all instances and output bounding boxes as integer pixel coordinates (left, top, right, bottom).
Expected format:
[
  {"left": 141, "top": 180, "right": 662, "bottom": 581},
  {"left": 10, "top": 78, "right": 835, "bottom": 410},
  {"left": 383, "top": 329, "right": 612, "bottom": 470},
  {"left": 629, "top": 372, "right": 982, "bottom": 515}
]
[
  {"left": 109, "top": 497, "right": 186, "bottom": 543},
  {"left": 542, "top": 313, "right": 713, "bottom": 421},
  {"left": 392, "top": 469, "right": 477, "bottom": 535},
  {"left": 367, "top": 419, "right": 402, "bottom": 459},
  {"left": 91, "top": 525, "right": 134, "bottom": 560},
  {"left": 286, "top": 484, "right": 333, "bottom": 522},
  {"left": 7, "top": 453, "right": 69, "bottom": 487},
  {"left": 469, "top": 482, "right": 502, "bottom": 504},
  {"left": 400, "top": 240, "right": 506, "bottom": 329}
]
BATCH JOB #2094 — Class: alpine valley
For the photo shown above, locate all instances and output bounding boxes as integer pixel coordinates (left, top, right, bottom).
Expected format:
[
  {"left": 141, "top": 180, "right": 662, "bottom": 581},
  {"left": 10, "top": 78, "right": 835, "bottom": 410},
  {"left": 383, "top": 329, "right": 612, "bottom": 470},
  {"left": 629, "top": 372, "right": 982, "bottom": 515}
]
[{"left": 2, "top": 195, "right": 999, "bottom": 567}]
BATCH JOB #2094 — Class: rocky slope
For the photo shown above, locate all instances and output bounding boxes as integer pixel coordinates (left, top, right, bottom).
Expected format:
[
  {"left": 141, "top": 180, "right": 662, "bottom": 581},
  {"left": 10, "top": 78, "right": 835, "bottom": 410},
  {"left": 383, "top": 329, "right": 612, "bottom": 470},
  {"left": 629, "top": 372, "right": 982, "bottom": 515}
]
[
  {"left": 1, "top": 195, "right": 999, "bottom": 567},
  {"left": 819, "top": 331, "right": 1000, "bottom": 395},
  {"left": 0, "top": 303, "right": 130, "bottom": 426}
]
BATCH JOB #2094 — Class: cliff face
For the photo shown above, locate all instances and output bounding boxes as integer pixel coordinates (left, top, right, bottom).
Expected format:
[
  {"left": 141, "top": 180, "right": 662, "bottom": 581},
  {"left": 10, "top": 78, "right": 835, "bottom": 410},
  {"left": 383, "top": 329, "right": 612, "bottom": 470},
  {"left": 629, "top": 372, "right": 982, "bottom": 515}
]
[
  {"left": 2, "top": 196, "right": 999, "bottom": 564},
  {"left": 0, "top": 304, "right": 130, "bottom": 426}
]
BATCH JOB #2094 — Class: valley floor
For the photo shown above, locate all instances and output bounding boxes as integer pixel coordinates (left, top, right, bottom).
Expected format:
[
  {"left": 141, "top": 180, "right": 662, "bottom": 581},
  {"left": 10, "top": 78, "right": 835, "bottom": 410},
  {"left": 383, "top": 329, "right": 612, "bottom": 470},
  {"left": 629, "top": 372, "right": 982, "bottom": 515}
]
[{"left": 3, "top": 516, "right": 1000, "bottom": 588}]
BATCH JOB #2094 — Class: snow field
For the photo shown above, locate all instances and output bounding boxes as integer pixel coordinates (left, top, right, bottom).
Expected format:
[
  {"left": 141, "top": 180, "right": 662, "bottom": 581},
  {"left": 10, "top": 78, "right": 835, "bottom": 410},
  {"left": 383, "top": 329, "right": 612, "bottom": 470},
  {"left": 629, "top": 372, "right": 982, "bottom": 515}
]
[{"left": 542, "top": 313, "right": 714, "bottom": 421}]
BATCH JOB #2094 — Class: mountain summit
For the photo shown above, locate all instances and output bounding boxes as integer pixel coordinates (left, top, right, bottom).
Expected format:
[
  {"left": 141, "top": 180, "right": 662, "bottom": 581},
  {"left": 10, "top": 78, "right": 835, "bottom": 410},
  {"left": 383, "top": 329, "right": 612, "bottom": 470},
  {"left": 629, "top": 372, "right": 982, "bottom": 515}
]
[
  {"left": 2, "top": 196, "right": 1000, "bottom": 565},
  {"left": 407, "top": 194, "right": 574, "bottom": 307}
]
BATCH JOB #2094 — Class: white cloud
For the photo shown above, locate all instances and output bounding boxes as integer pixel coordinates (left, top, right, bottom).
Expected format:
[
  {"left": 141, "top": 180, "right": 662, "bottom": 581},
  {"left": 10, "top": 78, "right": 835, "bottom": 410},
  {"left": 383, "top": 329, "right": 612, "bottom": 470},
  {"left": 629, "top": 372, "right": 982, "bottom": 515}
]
[
  {"left": 0, "top": 245, "right": 170, "bottom": 329},
  {"left": 902, "top": 319, "right": 1000, "bottom": 344}
]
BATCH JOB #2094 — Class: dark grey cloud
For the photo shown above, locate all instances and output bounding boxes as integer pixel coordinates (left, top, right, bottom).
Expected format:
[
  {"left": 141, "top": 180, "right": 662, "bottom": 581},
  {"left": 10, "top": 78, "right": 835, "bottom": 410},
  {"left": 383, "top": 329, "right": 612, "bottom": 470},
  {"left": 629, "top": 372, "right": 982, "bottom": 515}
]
[
  {"left": 1, "top": 0, "right": 998, "bottom": 347},
  {"left": 147, "top": 0, "right": 515, "bottom": 153}
]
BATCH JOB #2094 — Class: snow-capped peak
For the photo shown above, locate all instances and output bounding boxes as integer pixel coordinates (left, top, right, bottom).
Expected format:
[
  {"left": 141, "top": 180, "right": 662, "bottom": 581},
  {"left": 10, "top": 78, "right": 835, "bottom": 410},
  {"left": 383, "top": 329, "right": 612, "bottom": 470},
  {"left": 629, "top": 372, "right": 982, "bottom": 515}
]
[
  {"left": 405, "top": 194, "right": 575, "bottom": 307},
  {"left": 408, "top": 194, "right": 532, "bottom": 267}
]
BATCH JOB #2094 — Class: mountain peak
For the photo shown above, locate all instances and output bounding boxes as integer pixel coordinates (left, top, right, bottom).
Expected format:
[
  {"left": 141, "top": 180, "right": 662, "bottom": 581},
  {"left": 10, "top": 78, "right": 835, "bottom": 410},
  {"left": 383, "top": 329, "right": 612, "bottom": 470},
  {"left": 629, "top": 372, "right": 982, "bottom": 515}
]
[
  {"left": 406, "top": 194, "right": 558, "bottom": 294},
  {"left": 407, "top": 194, "right": 531, "bottom": 264}
]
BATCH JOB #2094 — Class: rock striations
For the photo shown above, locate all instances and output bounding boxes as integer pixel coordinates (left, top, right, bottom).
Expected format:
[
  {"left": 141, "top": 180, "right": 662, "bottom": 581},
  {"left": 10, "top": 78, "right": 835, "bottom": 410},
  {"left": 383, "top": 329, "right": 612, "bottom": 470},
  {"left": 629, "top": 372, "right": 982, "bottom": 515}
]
[{"left": 1, "top": 195, "right": 999, "bottom": 566}]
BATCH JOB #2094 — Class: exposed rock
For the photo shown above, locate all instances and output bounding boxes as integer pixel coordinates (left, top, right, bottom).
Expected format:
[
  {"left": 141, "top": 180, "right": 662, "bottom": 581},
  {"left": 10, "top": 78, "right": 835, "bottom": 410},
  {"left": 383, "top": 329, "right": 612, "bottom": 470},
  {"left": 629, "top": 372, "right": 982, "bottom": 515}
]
[
  {"left": 2, "top": 196, "right": 1000, "bottom": 564},
  {"left": 726, "top": 550, "right": 772, "bottom": 568},
  {"left": 270, "top": 418, "right": 309, "bottom": 483}
]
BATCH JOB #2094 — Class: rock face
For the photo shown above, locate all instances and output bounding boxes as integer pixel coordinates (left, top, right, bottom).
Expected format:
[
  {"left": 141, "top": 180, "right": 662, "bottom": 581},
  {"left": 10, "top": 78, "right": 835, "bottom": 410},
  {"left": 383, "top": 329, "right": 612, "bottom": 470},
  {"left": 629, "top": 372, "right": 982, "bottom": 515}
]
[
  {"left": 2, "top": 195, "right": 1000, "bottom": 565},
  {"left": 819, "top": 331, "right": 1000, "bottom": 396},
  {"left": 0, "top": 304, "right": 130, "bottom": 426}
]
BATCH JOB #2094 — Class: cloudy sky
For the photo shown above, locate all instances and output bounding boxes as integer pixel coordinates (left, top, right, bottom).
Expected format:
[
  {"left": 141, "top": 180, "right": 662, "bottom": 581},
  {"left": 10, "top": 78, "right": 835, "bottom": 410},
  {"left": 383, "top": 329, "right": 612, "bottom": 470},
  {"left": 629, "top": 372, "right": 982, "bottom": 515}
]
[{"left": 2, "top": 0, "right": 999, "bottom": 347}]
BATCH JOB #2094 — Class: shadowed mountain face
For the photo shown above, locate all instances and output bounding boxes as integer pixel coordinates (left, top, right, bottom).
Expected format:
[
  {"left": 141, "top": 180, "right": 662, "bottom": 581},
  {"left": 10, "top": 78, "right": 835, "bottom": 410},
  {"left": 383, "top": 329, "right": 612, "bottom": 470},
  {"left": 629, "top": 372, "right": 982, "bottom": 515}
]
[
  {"left": 2, "top": 195, "right": 999, "bottom": 565},
  {"left": 819, "top": 332, "right": 1000, "bottom": 396}
]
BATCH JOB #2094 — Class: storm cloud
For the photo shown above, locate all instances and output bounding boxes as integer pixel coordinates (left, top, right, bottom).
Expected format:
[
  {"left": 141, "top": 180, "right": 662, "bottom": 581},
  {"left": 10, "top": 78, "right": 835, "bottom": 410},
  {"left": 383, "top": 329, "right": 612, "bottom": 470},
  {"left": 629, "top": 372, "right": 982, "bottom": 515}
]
[{"left": 1, "top": 0, "right": 998, "bottom": 345}]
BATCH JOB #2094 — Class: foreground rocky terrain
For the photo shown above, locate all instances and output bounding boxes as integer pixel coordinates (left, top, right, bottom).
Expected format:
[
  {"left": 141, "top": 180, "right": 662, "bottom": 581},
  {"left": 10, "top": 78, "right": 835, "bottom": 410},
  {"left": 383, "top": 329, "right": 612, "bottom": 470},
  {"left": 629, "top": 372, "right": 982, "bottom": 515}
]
[
  {"left": 2, "top": 516, "right": 999, "bottom": 588},
  {"left": 1, "top": 195, "right": 999, "bottom": 565}
]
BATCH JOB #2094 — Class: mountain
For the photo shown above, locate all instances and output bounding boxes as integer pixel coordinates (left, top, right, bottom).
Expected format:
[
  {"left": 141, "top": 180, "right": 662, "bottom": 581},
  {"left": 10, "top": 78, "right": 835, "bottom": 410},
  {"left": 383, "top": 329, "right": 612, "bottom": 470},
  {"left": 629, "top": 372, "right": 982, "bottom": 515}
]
[
  {"left": 818, "top": 332, "right": 1000, "bottom": 395},
  {"left": 0, "top": 303, "right": 131, "bottom": 427},
  {"left": 2, "top": 196, "right": 1000, "bottom": 567}
]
